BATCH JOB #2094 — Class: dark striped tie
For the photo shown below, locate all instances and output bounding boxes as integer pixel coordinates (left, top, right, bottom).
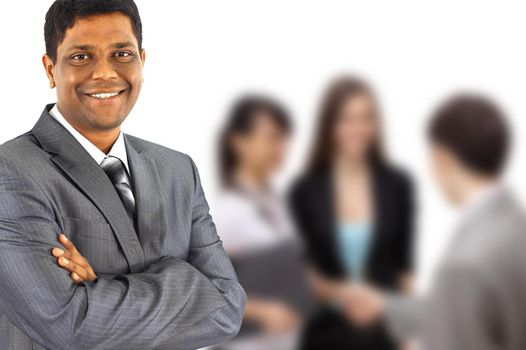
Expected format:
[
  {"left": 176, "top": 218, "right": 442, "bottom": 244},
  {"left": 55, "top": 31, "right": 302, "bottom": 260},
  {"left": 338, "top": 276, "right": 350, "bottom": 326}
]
[{"left": 100, "top": 156, "right": 136, "bottom": 226}]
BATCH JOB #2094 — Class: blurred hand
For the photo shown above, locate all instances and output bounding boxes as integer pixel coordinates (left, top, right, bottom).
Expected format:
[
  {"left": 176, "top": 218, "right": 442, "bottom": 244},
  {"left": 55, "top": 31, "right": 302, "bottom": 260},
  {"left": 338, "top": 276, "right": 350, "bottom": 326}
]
[
  {"left": 342, "top": 283, "right": 385, "bottom": 327},
  {"left": 253, "top": 300, "right": 301, "bottom": 335},
  {"left": 51, "top": 233, "right": 97, "bottom": 284}
]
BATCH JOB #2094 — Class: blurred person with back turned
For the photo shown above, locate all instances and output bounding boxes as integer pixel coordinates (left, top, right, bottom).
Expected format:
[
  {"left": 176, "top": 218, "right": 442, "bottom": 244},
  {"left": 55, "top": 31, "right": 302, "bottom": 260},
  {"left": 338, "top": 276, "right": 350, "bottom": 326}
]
[
  {"left": 346, "top": 94, "right": 526, "bottom": 350},
  {"left": 213, "top": 95, "right": 313, "bottom": 350},
  {"left": 288, "top": 76, "right": 416, "bottom": 350}
]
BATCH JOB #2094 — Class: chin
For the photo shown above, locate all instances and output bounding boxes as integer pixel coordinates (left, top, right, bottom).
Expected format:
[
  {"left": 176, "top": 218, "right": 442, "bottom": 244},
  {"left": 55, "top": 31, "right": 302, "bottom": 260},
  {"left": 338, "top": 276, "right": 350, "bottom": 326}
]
[{"left": 88, "top": 114, "right": 127, "bottom": 130}]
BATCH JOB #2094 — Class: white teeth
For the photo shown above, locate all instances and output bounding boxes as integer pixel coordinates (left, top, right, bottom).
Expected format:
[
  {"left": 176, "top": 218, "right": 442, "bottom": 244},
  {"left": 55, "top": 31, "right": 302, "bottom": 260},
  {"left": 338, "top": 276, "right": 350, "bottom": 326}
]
[{"left": 90, "top": 92, "right": 120, "bottom": 99}]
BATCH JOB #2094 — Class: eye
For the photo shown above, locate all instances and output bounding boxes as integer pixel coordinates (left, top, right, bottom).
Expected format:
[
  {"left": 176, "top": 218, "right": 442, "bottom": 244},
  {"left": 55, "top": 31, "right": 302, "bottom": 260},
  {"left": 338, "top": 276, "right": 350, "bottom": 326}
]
[
  {"left": 116, "top": 51, "right": 132, "bottom": 57},
  {"left": 70, "top": 53, "right": 90, "bottom": 61},
  {"left": 113, "top": 51, "right": 135, "bottom": 63}
]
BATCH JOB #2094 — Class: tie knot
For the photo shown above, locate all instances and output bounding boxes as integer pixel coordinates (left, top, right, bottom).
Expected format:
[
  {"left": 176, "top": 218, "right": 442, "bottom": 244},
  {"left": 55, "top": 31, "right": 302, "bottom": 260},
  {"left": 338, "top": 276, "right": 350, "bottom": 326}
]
[
  {"left": 100, "top": 156, "right": 136, "bottom": 227},
  {"left": 100, "top": 156, "right": 129, "bottom": 185}
]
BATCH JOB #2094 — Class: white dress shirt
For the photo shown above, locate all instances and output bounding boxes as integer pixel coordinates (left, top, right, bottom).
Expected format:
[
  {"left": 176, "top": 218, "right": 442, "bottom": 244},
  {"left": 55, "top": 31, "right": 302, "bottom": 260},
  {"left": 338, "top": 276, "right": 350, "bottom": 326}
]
[
  {"left": 212, "top": 180, "right": 300, "bottom": 350},
  {"left": 213, "top": 181, "right": 296, "bottom": 255},
  {"left": 49, "top": 103, "right": 130, "bottom": 174}
]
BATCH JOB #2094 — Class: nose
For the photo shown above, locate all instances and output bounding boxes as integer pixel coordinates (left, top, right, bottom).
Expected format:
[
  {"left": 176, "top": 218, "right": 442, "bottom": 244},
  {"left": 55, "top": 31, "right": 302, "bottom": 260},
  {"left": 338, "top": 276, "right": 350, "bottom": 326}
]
[{"left": 91, "top": 58, "right": 118, "bottom": 80}]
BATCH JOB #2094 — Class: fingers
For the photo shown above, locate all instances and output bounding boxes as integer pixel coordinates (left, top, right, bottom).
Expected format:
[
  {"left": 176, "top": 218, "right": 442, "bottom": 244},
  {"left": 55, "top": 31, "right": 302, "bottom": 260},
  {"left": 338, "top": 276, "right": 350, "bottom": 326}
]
[
  {"left": 52, "top": 247, "right": 73, "bottom": 261},
  {"left": 58, "top": 233, "right": 80, "bottom": 255},
  {"left": 51, "top": 245, "right": 89, "bottom": 269},
  {"left": 56, "top": 255, "right": 89, "bottom": 281},
  {"left": 52, "top": 233, "right": 97, "bottom": 283}
]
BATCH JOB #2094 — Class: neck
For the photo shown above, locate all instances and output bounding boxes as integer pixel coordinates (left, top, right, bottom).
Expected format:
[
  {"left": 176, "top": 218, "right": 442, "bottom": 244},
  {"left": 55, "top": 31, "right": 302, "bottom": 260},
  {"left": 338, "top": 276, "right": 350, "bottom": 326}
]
[
  {"left": 82, "top": 129, "right": 120, "bottom": 154},
  {"left": 56, "top": 104, "right": 120, "bottom": 154},
  {"left": 333, "top": 153, "right": 370, "bottom": 178},
  {"left": 234, "top": 164, "right": 268, "bottom": 192},
  {"left": 455, "top": 175, "right": 498, "bottom": 207}
]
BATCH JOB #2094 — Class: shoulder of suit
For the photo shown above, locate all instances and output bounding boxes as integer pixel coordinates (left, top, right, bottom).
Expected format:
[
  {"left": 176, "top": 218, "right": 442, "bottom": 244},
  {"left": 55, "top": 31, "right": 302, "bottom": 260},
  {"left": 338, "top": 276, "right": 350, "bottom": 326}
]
[
  {"left": 380, "top": 163, "right": 413, "bottom": 188},
  {"left": 287, "top": 169, "right": 324, "bottom": 200},
  {"left": 123, "top": 133, "right": 192, "bottom": 165},
  {"left": 447, "top": 198, "right": 526, "bottom": 274},
  {"left": 0, "top": 130, "right": 42, "bottom": 162}
]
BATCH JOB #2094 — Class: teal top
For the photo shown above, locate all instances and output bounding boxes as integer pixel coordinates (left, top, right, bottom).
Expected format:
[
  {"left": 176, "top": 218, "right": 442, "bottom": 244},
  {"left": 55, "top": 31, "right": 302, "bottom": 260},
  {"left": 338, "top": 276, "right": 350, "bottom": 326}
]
[{"left": 337, "top": 221, "right": 373, "bottom": 281}]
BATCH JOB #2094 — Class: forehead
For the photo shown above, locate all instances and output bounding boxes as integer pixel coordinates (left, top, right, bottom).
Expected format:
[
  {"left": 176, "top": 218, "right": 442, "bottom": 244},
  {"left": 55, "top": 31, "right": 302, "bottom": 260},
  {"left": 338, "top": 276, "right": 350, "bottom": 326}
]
[{"left": 59, "top": 12, "right": 138, "bottom": 51}]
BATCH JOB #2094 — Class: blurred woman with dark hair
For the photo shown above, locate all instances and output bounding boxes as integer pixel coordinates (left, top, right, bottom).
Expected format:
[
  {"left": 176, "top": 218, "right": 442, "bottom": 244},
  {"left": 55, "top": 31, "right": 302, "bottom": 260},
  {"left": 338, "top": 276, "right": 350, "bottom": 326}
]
[
  {"left": 288, "top": 76, "right": 416, "bottom": 350},
  {"left": 213, "top": 95, "right": 312, "bottom": 350}
]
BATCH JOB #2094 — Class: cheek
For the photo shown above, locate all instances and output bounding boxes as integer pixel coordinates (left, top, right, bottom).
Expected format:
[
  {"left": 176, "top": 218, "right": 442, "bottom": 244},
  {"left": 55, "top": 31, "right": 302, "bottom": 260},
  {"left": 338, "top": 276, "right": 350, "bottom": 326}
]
[
  {"left": 430, "top": 157, "right": 446, "bottom": 185},
  {"left": 122, "top": 65, "right": 143, "bottom": 90},
  {"left": 55, "top": 68, "right": 86, "bottom": 100},
  {"left": 340, "top": 126, "right": 373, "bottom": 151},
  {"left": 269, "top": 144, "right": 286, "bottom": 163}
]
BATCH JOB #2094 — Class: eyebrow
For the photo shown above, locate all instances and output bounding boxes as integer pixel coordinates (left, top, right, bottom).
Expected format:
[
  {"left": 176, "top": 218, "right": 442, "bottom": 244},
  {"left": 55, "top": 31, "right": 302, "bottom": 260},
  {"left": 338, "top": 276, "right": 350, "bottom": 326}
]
[
  {"left": 66, "top": 44, "right": 96, "bottom": 51},
  {"left": 112, "top": 41, "right": 135, "bottom": 49},
  {"left": 65, "top": 41, "right": 136, "bottom": 52}
]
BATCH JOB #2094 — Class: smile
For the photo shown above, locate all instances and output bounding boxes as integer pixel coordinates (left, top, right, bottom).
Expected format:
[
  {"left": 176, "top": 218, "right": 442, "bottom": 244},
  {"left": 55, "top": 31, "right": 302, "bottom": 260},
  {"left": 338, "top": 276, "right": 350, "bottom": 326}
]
[
  {"left": 83, "top": 88, "right": 128, "bottom": 101},
  {"left": 90, "top": 92, "right": 120, "bottom": 99}
]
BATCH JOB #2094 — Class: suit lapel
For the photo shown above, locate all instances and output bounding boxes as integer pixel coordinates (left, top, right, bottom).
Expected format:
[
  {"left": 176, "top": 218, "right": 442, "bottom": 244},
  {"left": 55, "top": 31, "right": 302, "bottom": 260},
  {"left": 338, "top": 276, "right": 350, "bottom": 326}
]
[
  {"left": 365, "top": 162, "right": 385, "bottom": 274},
  {"left": 124, "top": 134, "right": 166, "bottom": 260},
  {"left": 32, "top": 104, "right": 146, "bottom": 273},
  {"left": 318, "top": 170, "right": 347, "bottom": 275}
]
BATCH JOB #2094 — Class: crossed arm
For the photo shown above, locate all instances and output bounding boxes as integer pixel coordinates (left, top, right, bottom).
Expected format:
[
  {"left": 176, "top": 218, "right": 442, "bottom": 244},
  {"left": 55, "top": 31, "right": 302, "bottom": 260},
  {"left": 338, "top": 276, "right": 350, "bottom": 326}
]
[{"left": 0, "top": 156, "right": 246, "bottom": 350}]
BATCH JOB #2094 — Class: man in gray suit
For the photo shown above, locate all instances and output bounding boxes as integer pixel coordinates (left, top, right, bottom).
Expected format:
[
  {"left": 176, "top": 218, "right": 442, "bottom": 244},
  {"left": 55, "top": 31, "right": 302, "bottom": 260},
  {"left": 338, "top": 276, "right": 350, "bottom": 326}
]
[
  {"left": 344, "top": 94, "right": 526, "bottom": 350},
  {"left": 0, "top": 0, "right": 246, "bottom": 349}
]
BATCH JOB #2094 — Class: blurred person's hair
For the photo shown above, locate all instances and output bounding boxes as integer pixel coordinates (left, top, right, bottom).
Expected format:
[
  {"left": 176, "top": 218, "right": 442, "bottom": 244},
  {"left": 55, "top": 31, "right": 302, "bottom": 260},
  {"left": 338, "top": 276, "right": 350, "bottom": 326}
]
[
  {"left": 307, "top": 75, "right": 386, "bottom": 172},
  {"left": 428, "top": 93, "right": 510, "bottom": 176},
  {"left": 45, "top": 0, "right": 143, "bottom": 63},
  {"left": 218, "top": 94, "right": 293, "bottom": 187}
]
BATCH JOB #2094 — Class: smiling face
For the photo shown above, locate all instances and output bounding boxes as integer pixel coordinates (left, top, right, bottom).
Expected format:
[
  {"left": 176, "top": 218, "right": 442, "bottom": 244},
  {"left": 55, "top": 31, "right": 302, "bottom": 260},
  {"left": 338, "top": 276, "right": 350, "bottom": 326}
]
[{"left": 43, "top": 12, "right": 145, "bottom": 133}]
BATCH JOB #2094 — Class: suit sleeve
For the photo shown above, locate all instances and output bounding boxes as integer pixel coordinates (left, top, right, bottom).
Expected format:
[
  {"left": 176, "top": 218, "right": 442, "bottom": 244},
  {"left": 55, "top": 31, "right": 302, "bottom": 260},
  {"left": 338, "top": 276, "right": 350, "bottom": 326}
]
[
  {"left": 419, "top": 264, "right": 498, "bottom": 350},
  {"left": 0, "top": 155, "right": 244, "bottom": 350},
  {"left": 183, "top": 155, "right": 247, "bottom": 342},
  {"left": 385, "top": 264, "right": 498, "bottom": 350},
  {"left": 384, "top": 293, "right": 425, "bottom": 340}
]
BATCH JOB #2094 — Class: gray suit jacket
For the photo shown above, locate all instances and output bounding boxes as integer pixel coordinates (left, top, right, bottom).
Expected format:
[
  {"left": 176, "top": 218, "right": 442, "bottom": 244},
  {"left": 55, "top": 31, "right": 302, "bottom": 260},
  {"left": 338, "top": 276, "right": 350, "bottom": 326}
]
[
  {"left": 0, "top": 104, "right": 246, "bottom": 350},
  {"left": 385, "top": 187, "right": 526, "bottom": 350}
]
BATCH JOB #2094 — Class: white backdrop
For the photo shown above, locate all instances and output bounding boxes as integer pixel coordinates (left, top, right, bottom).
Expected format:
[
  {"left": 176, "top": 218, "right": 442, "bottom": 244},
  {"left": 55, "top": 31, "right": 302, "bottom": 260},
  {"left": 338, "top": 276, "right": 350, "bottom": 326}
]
[{"left": 1, "top": 0, "right": 525, "bottom": 291}]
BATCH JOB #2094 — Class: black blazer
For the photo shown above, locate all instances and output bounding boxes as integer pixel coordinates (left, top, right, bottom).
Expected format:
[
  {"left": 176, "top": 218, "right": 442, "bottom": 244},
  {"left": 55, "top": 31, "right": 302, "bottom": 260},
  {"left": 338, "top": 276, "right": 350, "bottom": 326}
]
[
  {"left": 288, "top": 161, "right": 415, "bottom": 289},
  {"left": 288, "top": 162, "right": 415, "bottom": 350}
]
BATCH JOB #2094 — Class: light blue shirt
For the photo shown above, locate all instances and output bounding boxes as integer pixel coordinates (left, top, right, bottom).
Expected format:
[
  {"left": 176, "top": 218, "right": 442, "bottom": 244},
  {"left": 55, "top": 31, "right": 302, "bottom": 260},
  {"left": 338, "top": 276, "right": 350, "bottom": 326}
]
[{"left": 337, "top": 222, "right": 373, "bottom": 281}]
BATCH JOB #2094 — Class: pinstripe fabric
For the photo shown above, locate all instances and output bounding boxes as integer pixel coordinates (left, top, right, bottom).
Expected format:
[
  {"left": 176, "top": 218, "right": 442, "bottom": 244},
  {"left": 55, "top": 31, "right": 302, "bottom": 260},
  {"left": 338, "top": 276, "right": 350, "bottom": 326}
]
[{"left": 0, "top": 104, "right": 246, "bottom": 350}]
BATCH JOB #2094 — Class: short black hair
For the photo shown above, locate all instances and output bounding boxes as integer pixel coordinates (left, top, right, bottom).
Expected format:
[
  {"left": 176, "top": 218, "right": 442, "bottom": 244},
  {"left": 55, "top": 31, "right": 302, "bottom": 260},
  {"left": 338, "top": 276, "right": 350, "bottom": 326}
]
[
  {"left": 44, "top": 0, "right": 142, "bottom": 63},
  {"left": 218, "top": 94, "right": 293, "bottom": 186},
  {"left": 428, "top": 93, "right": 510, "bottom": 176}
]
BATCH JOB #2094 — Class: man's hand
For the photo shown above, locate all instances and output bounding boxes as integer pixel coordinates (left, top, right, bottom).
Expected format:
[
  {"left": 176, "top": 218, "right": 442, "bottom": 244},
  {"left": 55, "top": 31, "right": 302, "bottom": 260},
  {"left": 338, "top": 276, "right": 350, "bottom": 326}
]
[
  {"left": 342, "top": 283, "right": 385, "bottom": 327},
  {"left": 51, "top": 233, "right": 97, "bottom": 284}
]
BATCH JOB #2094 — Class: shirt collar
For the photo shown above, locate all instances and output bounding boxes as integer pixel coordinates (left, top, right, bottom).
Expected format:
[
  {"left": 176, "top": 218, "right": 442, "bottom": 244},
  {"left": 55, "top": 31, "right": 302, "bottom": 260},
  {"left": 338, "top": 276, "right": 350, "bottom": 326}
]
[{"left": 49, "top": 103, "right": 130, "bottom": 173}]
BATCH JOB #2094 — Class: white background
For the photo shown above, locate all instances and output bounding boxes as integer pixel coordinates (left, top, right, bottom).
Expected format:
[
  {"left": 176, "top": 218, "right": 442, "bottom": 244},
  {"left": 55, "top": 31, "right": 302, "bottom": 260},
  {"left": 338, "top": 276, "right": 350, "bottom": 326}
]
[{"left": 1, "top": 0, "right": 525, "bottom": 291}]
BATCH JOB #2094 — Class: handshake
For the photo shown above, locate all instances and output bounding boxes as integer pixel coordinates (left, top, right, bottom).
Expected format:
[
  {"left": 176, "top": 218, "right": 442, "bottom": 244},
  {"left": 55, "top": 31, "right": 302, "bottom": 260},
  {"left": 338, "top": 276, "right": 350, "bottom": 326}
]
[{"left": 337, "top": 283, "right": 387, "bottom": 327}]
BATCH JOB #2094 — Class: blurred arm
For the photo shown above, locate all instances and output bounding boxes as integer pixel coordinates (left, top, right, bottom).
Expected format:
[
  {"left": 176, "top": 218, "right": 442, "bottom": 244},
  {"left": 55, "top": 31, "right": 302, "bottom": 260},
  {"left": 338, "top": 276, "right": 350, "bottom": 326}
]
[{"left": 385, "top": 264, "right": 497, "bottom": 350}]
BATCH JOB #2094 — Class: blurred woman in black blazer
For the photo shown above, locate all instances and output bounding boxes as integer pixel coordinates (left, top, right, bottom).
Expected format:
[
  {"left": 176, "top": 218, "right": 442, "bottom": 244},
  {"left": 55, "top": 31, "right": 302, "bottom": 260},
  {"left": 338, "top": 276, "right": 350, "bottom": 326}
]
[{"left": 288, "top": 76, "right": 416, "bottom": 350}]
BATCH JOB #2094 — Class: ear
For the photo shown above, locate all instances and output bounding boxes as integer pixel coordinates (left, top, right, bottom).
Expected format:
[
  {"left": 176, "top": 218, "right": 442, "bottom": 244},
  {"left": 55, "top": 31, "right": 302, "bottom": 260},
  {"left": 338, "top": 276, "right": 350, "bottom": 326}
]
[
  {"left": 140, "top": 48, "right": 146, "bottom": 67},
  {"left": 140, "top": 48, "right": 146, "bottom": 83},
  {"left": 42, "top": 54, "right": 56, "bottom": 89}
]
